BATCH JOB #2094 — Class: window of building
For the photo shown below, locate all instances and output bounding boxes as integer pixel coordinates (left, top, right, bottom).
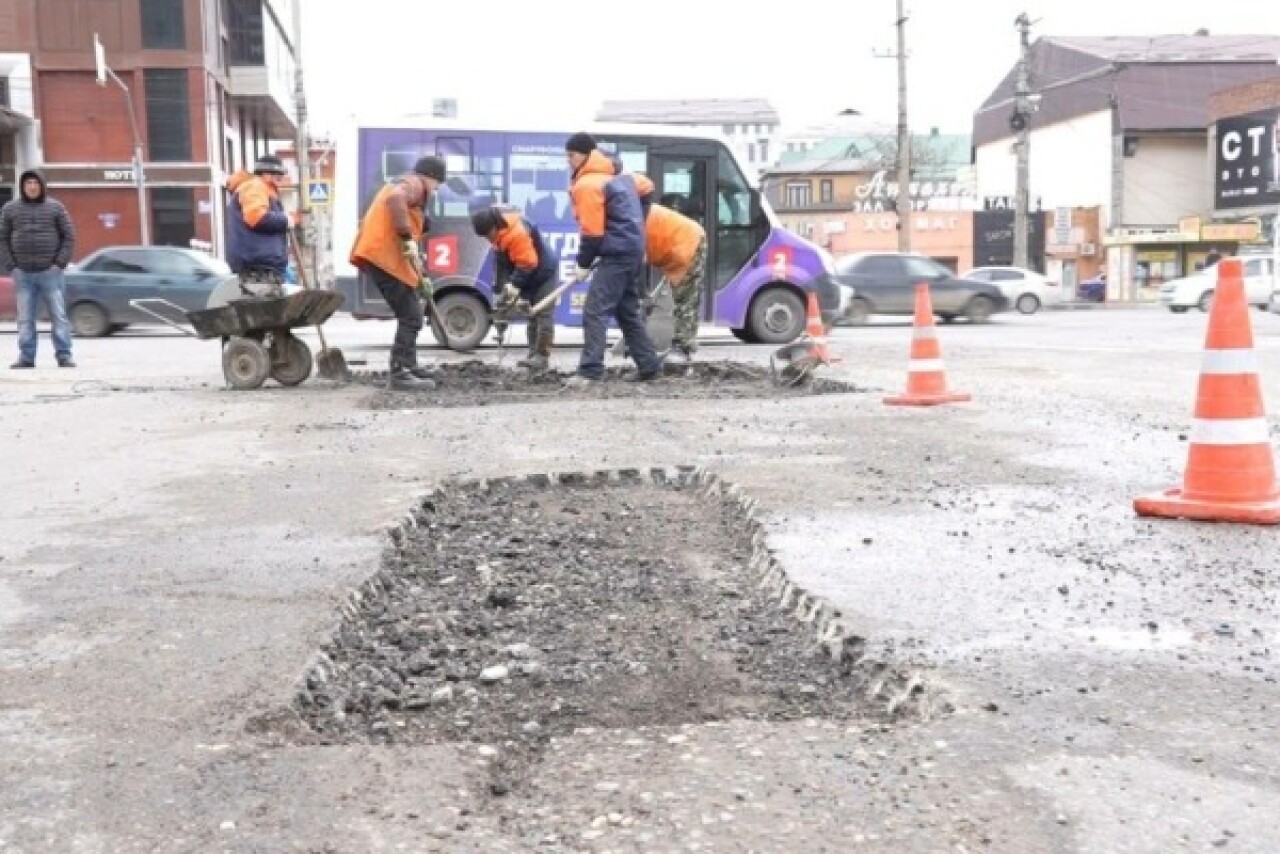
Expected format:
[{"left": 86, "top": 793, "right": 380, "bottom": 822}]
[
  {"left": 785, "top": 182, "right": 811, "bottom": 208},
  {"left": 0, "top": 77, "right": 9, "bottom": 109},
  {"left": 141, "top": 0, "right": 186, "bottom": 49},
  {"left": 820, "top": 179, "right": 833, "bottom": 203},
  {"left": 758, "top": 139, "right": 769, "bottom": 165},
  {"left": 747, "top": 142, "right": 756, "bottom": 163},
  {"left": 722, "top": 124, "right": 734, "bottom": 136},
  {"left": 226, "top": 0, "right": 265, "bottom": 65},
  {"left": 151, "top": 188, "right": 197, "bottom": 248},
  {"left": 144, "top": 68, "right": 191, "bottom": 161}
]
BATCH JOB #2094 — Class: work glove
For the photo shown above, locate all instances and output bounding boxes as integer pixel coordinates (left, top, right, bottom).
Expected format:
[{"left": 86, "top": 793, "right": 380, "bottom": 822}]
[
  {"left": 401, "top": 238, "right": 421, "bottom": 265},
  {"left": 419, "top": 276, "right": 435, "bottom": 300},
  {"left": 573, "top": 265, "right": 591, "bottom": 283},
  {"left": 496, "top": 282, "right": 520, "bottom": 308},
  {"left": 516, "top": 299, "right": 532, "bottom": 315}
]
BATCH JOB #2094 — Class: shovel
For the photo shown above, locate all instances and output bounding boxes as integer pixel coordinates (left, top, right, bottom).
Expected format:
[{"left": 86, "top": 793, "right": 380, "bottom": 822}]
[{"left": 287, "top": 230, "right": 351, "bottom": 382}]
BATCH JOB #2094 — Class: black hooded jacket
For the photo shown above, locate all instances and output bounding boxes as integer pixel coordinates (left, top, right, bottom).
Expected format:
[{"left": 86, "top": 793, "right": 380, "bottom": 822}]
[{"left": 0, "top": 170, "right": 76, "bottom": 273}]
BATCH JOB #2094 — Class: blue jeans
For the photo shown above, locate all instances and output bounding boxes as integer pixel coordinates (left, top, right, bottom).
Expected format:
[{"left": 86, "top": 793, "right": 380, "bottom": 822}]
[
  {"left": 15, "top": 268, "right": 73, "bottom": 363},
  {"left": 578, "top": 256, "right": 661, "bottom": 379}
]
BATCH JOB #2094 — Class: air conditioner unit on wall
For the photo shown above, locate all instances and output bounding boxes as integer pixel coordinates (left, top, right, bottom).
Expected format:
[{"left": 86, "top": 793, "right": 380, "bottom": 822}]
[{"left": 1081, "top": 242, "right": 1097, "bottom": 256}]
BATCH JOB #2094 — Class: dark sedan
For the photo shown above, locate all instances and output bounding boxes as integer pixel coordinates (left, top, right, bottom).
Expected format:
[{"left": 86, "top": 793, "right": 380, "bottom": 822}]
[
  {"left": 833, "top": 252, "right": 1010, "bottom": 324},
  {"left": 64, "top": 246, "right": 235, "bottom": 337}
]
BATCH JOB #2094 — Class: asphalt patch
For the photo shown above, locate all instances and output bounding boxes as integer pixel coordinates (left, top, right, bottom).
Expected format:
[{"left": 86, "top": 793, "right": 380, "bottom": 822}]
[
  {"left": 357, "top": 360, "right": 863, "bottom": 409},
  {"left": 290, "top": 470, "right": 927, "bottom": 792}
]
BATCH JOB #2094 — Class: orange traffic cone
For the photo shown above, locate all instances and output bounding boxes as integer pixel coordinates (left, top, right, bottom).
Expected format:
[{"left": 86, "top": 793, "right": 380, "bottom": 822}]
[
  {"left": 884, "top": 283, "right": 971, "bottom": 406},
  {"left": 1134, "top": 258, "right": 1280, "bottom": 524},
  {"left": 803, "top": 291, "right": 836, "bottom": 363}
]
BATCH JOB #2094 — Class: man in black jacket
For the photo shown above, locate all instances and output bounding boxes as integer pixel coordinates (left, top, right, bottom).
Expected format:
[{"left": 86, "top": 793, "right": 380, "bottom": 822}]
[{"left": 0, "top": 169, "right": 77, "bottom": 368}]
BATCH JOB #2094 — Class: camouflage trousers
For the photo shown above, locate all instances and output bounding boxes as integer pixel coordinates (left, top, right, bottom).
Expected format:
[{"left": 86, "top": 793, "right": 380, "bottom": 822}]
[{"left": 666, "top": 236, "right": 706, "bottom": 352}]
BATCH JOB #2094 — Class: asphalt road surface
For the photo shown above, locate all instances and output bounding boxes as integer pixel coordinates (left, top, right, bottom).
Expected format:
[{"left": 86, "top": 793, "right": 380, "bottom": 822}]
[{"left": 1, "top": 307, "right": 1278, "bottom": 852}]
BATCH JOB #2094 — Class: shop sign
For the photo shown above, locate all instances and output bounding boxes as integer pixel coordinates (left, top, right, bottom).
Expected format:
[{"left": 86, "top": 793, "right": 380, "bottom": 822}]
[
  {"left": 1215, "top": 108, "right": 1280, "bottom": 210},
  {"left": 1177, "top": 216, "right": 1202, "bottom": 241},
  {"left": 852, "top": 170, "right": 973, "bottom": 213},
  {"left": 1201, "top": 221, "right": 1261, "bottom": 242}
]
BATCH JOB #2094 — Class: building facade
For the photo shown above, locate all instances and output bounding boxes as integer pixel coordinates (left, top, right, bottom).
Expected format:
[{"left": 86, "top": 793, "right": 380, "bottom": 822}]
[
  {"left": 0, "top": 0, "right": 299, "bottom": 260},
  {"left": 595, "top": 98, "right": 781, "bottom": 176},
  {"left": 973, "top": 34, "right": 1280, "bottom": 300}
]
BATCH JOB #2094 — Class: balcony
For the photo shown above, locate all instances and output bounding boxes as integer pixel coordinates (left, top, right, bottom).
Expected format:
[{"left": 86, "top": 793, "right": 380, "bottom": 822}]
[{"left": 224, "top": 0, "right": 296, "bottom": 139}]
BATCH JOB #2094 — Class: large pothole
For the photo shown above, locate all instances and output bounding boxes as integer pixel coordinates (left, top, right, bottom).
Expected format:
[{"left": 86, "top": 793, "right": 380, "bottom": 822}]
[
  {"left": 358, "top": 360, "right": 864, "bottom": 409},
  {"left": 290, "top": 468, "right": 933, "bottom": 792}
]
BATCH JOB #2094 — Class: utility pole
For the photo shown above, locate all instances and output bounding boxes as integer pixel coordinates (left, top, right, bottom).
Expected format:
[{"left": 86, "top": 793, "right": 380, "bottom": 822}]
[
  {"left": 875, "top": 1, "right": 912, "bottom": 251},
  {"left": 94, "top": 34, "right": 150, "bottom": 245},
  {"left": 1012, "top": 13, "right": 1033, "bottom": 269},
  {"left": 291, "top": 1, "right": 313, "bottom": 283}
]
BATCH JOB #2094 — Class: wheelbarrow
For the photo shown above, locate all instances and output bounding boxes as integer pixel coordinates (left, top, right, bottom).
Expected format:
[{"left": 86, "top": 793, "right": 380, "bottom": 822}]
[{"left": 130, "top": 290, "right": 345, "bottom": 390}]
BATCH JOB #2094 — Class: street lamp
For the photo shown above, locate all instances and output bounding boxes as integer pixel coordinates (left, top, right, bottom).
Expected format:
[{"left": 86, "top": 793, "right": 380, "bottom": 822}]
[{"left": 94, "top": 33, "right": 150, "bottom": 245}]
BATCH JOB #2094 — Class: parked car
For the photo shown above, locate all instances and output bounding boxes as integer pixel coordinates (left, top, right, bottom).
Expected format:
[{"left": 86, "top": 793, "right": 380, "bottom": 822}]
[
  {"left": 1077, "top": 273, "right": 1107, "bottom": 302},
  {"left": 64, "top": 246, "right": 235, "bottom": 337},
  {"left": 963, "top": 266, "right": 1062, "bottom": 314},
  {"left": 833, "top": 252, "right": 1010, "bottom": 324},
  {"left": 0, "top": 274, "right": 14, "bottom": 322},
  {"left": 1158, "top": 256, "right": 1274, "bottom": 313}
]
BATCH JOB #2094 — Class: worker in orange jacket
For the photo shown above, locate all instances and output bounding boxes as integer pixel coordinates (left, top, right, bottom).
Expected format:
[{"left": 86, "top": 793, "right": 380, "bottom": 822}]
[
  {"left": 349, "top": 156, "right": 447, "bottom": 389},
  {"left": 471, "top": 206, "right": 560, "bottom": 371},
  {"left": 644, "top": 204, "right": 707, "bottom": 359},
  {"left": 563, "top": 132, "right": 662, "bottom": 385},
  {"left": 226, "top": 154, "right": 290, "bottom": 297}
]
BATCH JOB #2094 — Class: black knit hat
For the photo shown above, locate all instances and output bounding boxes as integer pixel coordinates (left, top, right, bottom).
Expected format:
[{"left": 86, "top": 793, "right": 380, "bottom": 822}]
[
  {"left": 470, "top": 206, "right": 506, "bottom": 236},
  {"left": 564, "top": 132, "right": 597, "bottom": 155},
  {"left": 413, "top": 155, "right": 447, "bottom": 182},
  {"left": 253, "top": 154, "right": 286, "bottom": 175}
]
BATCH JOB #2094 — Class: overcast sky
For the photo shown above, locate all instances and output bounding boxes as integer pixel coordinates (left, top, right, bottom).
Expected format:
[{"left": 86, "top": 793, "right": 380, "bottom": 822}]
[{"left": 301, "top": 0, "right": 1279, "bottom": 137}]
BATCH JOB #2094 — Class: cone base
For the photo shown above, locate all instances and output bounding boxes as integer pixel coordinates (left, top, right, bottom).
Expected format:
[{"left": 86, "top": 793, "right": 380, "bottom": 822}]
[
  {"left": 1134, "top": 488, "right": 1280, "bottom": 525},
  {"left": 884, "top": 390, "right": 972, "bottom": 407}
]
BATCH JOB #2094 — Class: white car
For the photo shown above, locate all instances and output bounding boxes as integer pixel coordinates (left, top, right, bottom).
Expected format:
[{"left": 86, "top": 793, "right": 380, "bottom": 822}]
[
  {"left": 963, "top": 266, "right": 1062, "bottom": 314},
  {"left": 1158, "top": 257, "right": 1275, "bottom": 313}
]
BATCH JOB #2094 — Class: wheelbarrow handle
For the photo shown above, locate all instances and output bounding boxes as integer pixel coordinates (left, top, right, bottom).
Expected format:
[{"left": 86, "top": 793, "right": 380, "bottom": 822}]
[{"left": 128, "top": 298, "right": 199, "bottom": 338}]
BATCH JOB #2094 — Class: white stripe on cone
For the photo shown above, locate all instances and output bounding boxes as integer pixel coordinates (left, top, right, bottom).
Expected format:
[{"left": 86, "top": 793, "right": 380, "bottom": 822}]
[
  {"left": 912, "top": 328, "right": 938, "bottom": 340},
  {"left": 908, "top": 359, "right": 946, "bottom": 373},
  {"left": 1189, "top": 417, "right": 1273, "bottom": 446},
  {"left": 1200, "top": 348, "right": 1259, "bottom": 376}
]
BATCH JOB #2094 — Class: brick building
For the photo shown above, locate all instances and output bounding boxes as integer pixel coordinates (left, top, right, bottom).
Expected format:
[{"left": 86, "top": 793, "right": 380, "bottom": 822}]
[{"left": 0, "top": 0, "right": 300, "bottom": 260}]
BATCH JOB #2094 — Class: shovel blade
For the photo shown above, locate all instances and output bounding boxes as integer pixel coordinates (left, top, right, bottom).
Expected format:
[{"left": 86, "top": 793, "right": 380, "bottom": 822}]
[{"left": 316, "top": 347, "right": 351, "bottom": 383}]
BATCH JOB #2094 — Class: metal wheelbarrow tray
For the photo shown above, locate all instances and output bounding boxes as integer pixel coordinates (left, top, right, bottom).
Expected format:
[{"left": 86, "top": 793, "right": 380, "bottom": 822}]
[{"left": 186, "top": 290, "right": 345, "bottom": 340}]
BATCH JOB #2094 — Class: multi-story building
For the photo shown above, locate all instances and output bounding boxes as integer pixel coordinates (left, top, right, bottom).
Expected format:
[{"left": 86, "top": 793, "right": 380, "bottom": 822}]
[
  {"left": 761, "top": 130, "right": 995, "bottom": 272},
  {"left": 595, "top": 98, "right": 781, "bottom": 176},
  {"left": 972, "top": 33, "right": 1280, "bottom": 300},
  {"left": 0, "top": 0, "right": 300, "bottom": 259}
]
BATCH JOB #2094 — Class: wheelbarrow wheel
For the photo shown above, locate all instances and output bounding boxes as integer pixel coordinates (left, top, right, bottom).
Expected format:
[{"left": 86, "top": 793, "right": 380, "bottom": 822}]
[
  {"left": 222, "top": 336, "right": 271, "bottom": 390},
  {"left": 270, "top": 334, "right": 313, "bottom": 387}
]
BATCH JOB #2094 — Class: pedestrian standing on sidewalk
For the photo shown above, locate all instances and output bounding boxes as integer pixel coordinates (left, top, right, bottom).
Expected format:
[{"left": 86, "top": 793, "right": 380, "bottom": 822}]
[
  {"left": 348, "top": 156, "right": 447, "bottom": 390},
  {"left": 562, "top": 132, "right": 663, "bottom": 385},
  {"left": 471, "top": 205, "right": 560, "bottom": 372},
  {"left": 0, "top": 169, "right": 77, "bottom": 369}
]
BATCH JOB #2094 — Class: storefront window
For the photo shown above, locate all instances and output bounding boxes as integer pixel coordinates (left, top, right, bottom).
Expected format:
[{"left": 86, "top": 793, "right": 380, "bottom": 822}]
[{"left": 1134, "top": 248, "right": 1180, "bottom": 290}]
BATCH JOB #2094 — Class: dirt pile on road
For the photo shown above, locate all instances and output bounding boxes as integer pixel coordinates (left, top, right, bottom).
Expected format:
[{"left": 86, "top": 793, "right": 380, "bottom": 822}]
[{"left": 357, "top": 360, "right": 863, "bottom": 408}]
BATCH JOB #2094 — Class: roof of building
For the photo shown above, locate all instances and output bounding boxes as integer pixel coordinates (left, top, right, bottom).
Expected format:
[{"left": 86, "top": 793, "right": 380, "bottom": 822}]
[
  {"left": 974, "top": 34, "right": 1280, "bottom": 146},
  {"left": 770, "top": 131, "right": 971, "bottom": 179},
  {"left": 595, "top": 98, "right": 780, "bottom": 125},
  {"left": 1050, "top": 34, "right": 1280, "bottom": 63}
]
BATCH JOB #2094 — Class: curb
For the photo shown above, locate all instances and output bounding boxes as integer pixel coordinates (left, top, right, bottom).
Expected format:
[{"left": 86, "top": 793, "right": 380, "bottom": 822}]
[{"left": 294, "top": 466, "right": 940, "bottom": 724}]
